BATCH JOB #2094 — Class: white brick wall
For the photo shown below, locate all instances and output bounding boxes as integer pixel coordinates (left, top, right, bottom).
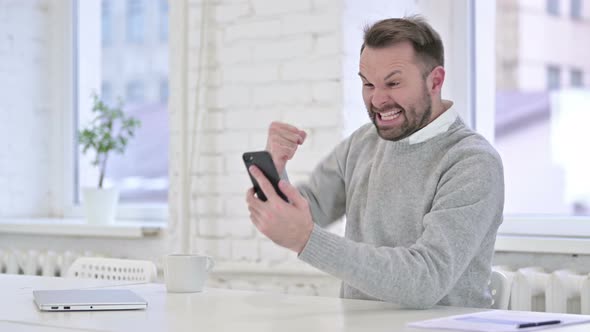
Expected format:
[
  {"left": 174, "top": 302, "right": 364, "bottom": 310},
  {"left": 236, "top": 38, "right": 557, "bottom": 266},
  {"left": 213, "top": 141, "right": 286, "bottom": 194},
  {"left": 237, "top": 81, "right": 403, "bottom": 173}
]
[
  {"left": 194, "top": 238, "right": 232, "bottom": 261},
  {"left": 172, "top": 0, "right": 346, "bottom": 293},
  {"left": 251, "top": 0, "right": 312, "bottom": 17},
  {"left": 259, "top": 239, "right": 289, "bottom": 262},
  {"left": 251, "top": 36, "right": 314, "bottom": 61},
  {"left": 0, "top": 0, "right": 52, "bottom": 217},
  {"left": 224, "top": 20, "right": 283, "bottom": 41}
]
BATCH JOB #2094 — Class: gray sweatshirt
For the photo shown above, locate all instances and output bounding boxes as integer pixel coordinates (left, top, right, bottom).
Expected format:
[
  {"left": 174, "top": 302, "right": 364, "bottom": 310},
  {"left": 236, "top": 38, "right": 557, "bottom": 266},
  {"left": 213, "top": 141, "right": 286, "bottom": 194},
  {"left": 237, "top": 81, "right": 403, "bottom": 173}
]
[{"left": 297, "top": 117, "right": 504, "bottom": 309}]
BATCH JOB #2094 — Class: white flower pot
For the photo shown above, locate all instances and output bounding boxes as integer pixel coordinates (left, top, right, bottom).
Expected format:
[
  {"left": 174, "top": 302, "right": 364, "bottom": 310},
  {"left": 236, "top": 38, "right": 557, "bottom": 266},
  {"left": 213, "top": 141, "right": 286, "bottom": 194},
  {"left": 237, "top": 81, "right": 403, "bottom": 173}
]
[{"left": 82, "top": 187, "right": 119, "bottom": 224}]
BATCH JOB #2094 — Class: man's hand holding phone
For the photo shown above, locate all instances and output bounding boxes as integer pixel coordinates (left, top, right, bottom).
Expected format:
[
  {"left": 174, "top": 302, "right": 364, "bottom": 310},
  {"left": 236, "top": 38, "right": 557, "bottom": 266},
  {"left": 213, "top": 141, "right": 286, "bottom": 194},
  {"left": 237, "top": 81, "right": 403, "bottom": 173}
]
[
  {"left": 245, "top": 165, "right": 313, "bottom": 254},
  {"left": 243, "top": 151, "right": 288, "bottom": 202},
  {"left": 243, "top": 122, "right": 311, "bottom": 253}
]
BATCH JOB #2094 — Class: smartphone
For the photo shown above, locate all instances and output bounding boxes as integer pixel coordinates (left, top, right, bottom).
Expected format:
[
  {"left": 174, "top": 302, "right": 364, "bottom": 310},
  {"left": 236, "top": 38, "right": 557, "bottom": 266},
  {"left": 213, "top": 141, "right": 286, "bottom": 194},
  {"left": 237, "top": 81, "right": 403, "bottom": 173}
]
[{"left": 242, "top": 151, "right": 288, "bottom": 202}]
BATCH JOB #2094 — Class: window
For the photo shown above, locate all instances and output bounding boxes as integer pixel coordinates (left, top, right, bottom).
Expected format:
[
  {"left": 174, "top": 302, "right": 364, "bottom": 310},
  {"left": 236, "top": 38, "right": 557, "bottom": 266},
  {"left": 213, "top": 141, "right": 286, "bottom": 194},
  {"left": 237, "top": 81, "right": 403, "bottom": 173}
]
[
  {"left": 159, "top": 79, "right": 168, "bottom": 103},
  {"left": 571, "top": 0, "right": 583, "bottom": 19},
  {"left": 495, "top": 2, "right": 590, "bottom": 218},
  {"left": 101, "top": 0, "right": 112, "bottom": 46},
  {"left": 126, "top": 80, "right": 145, "bottom": 103},
  {"left": 76, "top": 0, "right": 169, "bottom": 208},
  {"left": 571, "top": 69, "right": 584, "bottom": 87},
  {"left": 547, "top": 0, "right": 560, "bottom": 16},
  {"left": 159, "top": 0, "right": 168, "bottom": 42},
  {"left": 547, "top": 65, "right": 561, "bottom": 90},
  {"left": 101, "top": 81, "right": 113, "bottom": 105},
  {"left": 126, "top": 0, "right": 144, "bottom": 44}
]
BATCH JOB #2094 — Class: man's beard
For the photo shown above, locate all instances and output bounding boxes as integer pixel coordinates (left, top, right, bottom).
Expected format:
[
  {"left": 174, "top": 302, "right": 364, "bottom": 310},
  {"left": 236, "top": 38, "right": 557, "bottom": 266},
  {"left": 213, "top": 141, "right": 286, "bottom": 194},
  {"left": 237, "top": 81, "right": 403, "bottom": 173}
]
[{"left": 367, "top": 90, "right": 432, "bottom": 142}]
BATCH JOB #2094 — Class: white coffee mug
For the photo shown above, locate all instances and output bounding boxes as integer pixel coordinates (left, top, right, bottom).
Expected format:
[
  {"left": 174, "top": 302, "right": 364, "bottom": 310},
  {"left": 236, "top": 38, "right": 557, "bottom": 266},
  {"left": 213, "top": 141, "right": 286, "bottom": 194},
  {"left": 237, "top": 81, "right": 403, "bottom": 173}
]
[{"left": 164, "top": 254, "right": 215, "bottom": 293}]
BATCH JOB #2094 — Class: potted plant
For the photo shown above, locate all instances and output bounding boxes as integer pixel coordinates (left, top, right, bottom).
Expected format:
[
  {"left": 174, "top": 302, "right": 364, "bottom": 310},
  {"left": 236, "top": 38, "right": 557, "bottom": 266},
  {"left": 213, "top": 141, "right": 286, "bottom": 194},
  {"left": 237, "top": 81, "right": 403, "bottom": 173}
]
[{"left": 78, "top": 93, "right": 141, "bottom": 224}]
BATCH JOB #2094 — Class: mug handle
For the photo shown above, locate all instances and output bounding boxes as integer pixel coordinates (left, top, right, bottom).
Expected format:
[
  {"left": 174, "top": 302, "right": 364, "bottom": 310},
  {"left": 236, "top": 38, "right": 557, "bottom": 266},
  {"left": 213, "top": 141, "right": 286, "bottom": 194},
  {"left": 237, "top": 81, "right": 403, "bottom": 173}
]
[{"left": 205, "top": 256, "right": 215, "bottom": 271}]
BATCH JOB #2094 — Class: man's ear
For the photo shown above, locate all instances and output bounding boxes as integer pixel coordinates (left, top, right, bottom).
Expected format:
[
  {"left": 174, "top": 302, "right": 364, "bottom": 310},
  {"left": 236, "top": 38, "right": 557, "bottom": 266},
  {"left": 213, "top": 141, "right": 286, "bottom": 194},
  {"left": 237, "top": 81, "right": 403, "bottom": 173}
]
[{"left": 427, "top": 66, "right": 445, "bottom": 95}]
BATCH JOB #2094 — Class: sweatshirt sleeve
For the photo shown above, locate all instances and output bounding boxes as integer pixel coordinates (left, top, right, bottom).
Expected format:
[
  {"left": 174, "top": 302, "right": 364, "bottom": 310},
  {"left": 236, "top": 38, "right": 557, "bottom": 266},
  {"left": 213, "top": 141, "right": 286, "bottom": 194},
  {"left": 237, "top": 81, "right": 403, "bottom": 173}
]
[
  {"left": 296, "top": 138, "right": 350, "bottom": 228},
  {"left": 298, "top": 147, "right": 505, "bottom": 309}
]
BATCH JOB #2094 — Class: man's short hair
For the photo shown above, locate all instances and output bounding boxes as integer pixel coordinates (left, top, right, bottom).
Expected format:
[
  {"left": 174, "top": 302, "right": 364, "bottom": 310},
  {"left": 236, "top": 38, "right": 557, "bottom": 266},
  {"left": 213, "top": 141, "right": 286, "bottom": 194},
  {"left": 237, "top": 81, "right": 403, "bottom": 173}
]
[{"left": 361, "top": 16, "right": 444, "bottom": 75}]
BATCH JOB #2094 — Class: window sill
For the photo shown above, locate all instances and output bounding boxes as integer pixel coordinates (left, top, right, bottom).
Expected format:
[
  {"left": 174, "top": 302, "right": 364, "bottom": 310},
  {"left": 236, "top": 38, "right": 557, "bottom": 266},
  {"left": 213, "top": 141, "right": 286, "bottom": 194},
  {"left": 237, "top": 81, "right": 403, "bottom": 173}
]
[
  {"left": 496, "top": 216, "right": 590, "bottom": 255},
  {"left": 495, "top": 234, "right": 590, "bottom": 255},
  {"left": 212, "top": 261, "right": 332, "bottom": 278},
  {"left": 0, "top": 218, "right": 165, "bottom": 238}
]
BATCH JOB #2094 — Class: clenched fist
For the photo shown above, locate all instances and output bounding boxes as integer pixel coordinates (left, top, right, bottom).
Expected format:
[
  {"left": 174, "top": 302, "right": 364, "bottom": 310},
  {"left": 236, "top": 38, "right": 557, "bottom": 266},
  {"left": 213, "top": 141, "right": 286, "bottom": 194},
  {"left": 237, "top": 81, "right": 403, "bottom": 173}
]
[{"left": 266, "top": 122, "right": 307, "bottom": 175}]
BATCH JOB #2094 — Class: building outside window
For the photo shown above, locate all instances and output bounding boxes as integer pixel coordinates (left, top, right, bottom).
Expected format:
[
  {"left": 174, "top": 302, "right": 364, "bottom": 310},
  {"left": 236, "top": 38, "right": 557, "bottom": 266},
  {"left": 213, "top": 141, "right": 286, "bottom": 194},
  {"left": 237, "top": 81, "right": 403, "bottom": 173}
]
[
  {"left": 159, "top": 79, "right": 168, "bottom": 103},
  {"left": 159, "top": 0, "right": 168, "bottom": 43},
  {"left": 76, "top": 0, "right": 169, "bottom": 206},
  {"left": 571, "top": 0, "right": 583, "bottom": 19},
  {"left": 547, "top": 0, "right": 560, "bottom": 15},
  {"left": 101, "top": 0, "right": 112, "bottom": 46},
  {"left": 547, "top": 65, "right": 561, "bottom": 91},
  {"left": 496, "top": 0, "right": 590, "bottom": 217},
  {"left": 571, "top": 69, "right": 584, "bottom": 87},
  {"left": 126, "top": 0, "right": 144, "bottom": 44},
  {"left": 126, "top": 80, "right": 145, "bottom": 103},
  {"left": 101, "top": 81, "right": 113, "bottom": 105}
]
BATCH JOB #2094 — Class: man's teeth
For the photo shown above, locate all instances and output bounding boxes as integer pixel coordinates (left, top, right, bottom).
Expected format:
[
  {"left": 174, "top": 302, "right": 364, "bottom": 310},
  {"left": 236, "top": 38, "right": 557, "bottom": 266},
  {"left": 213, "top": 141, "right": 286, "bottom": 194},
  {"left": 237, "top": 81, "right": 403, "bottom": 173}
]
[{"left": 380, "top": 110, "right": 401, "bottom": 121}]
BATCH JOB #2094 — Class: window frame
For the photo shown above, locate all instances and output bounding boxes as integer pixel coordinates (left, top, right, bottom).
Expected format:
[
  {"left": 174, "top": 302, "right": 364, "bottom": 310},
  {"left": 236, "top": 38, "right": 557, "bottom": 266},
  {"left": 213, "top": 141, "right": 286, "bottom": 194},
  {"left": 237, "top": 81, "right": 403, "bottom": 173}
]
[
  {"left": 472, "top": 1, "right": 590, "bottom": 253},
  {"left": 126, "top": 0, "right": 145, "bottom": 44},
  {"left": 571, "top": 68, "right": 584, "bottom": 87},
  {"left": 101, "top": 0, "right": 113, "bottom": 46},
  {"left": 159, "top": 0, "right": 169, "bottom": 43},
  {"left": 547, "top": 65, "right": 562, "bottom": 90},
  {"left": 547, "top": 0, "right": 560, "bottom": 16},
  {"left": 53, "top": 0, "right": 167, "bottom": 222},
  {"left": 570, "top": 0, "right": 583, "bottom": 20}
]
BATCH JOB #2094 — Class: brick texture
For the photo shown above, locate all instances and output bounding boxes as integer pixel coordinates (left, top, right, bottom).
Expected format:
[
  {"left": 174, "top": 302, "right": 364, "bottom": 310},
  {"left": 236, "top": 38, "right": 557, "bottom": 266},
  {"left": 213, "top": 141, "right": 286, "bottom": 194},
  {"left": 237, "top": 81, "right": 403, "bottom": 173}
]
[
  {"left": 0, "top": 0, "right": 52, "bottom": 217},
  {"left": 172, "top": 0, "right": 346, "bottom": 293}
]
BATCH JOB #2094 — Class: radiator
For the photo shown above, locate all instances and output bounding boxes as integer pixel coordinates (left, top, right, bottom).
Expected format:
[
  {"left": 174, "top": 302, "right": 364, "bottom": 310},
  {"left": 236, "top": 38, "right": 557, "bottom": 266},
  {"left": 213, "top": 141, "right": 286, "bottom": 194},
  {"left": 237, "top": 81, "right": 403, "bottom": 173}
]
[
  {"left": 495, "top": 265, "right": 590, "bottom": 314},
  {"left": 0, "top": 249, "right": 98, "bottom": 277}
]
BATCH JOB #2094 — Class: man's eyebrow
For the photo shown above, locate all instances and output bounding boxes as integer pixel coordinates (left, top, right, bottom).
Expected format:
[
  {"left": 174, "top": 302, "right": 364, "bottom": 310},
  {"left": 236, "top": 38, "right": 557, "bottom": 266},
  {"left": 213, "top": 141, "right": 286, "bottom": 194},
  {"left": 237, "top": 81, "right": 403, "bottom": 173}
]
[
  {"left": 357, "top": 70, "right": 402, "bottom": 81},
  {"left": 384, "top": 70, "right": 402, "bottom": 81}
]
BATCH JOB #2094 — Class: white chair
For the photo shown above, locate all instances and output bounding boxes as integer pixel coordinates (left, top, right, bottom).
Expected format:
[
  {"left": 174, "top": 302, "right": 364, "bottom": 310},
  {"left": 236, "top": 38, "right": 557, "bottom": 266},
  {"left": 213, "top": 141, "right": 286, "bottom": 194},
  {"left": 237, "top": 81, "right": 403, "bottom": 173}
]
[
  {"left": 490, "top": 268, "right": 511, "bottom": 309},
  {"left": 66, "top": 257, "right": 157, "bottom": 283}
]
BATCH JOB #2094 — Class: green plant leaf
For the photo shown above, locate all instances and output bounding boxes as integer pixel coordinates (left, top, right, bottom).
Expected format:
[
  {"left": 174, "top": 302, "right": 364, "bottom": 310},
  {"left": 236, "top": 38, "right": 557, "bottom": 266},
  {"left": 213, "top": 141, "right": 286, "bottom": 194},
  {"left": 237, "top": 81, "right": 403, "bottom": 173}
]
[{"left": 77, "top": 92, "right": 142, "bottom": 188}]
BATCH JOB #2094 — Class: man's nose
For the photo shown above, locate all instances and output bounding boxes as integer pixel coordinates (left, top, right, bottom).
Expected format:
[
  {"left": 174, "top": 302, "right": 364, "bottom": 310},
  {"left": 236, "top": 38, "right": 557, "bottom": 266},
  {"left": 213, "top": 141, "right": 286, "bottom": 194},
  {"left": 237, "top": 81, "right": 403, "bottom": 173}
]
[{"left": 372, "top": 88, "right": 391, "bottom": 109}]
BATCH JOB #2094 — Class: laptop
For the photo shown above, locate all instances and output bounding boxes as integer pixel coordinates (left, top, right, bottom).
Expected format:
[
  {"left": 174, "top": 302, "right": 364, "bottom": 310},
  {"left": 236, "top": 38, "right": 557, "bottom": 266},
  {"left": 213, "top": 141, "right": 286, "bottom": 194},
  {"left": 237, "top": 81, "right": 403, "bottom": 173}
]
[{"left": 33, "top": 289, "right": 148, "bottom": 311}]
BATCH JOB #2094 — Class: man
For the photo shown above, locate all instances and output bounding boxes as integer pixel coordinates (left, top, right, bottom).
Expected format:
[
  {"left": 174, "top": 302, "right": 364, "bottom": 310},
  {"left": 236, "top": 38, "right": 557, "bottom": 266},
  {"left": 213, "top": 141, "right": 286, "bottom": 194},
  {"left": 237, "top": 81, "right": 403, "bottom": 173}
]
[{"left": 245, "top": 16, "right": 504, "bottom": 309}]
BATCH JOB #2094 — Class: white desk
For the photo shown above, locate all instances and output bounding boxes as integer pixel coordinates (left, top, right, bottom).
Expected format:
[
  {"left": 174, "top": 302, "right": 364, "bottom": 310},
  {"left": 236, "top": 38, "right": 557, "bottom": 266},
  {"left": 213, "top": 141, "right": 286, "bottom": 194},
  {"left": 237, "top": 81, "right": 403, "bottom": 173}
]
[{"left": 1, "top": 274, "right": 588, "bottom": 332}]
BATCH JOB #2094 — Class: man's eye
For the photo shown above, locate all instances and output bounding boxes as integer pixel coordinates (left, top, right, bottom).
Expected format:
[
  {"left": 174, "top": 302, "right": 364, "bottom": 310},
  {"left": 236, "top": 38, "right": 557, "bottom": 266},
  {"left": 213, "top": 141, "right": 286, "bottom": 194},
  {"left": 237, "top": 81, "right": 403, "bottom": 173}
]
[
  {"left": 387, "top": 82, "right": 399, "bottom": 87},
  {"left": 363, "top": 83, "right": 374, "bottom": 88}
]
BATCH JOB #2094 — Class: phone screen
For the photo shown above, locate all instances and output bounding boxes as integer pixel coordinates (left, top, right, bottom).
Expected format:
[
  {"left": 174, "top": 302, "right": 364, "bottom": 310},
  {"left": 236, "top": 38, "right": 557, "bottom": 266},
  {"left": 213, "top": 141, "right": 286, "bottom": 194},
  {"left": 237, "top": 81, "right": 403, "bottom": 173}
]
[{"left": 242, "top": 151, "right": 288, "bottom": 202}]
